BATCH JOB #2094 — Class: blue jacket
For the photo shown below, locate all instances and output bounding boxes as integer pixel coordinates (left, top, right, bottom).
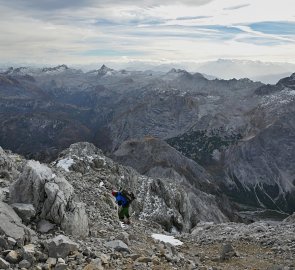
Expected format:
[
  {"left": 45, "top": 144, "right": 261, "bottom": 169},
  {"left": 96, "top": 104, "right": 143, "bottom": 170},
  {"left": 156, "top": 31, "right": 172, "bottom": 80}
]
[{"left": 115, "top": 192, "right": 129, "bottom": 207}]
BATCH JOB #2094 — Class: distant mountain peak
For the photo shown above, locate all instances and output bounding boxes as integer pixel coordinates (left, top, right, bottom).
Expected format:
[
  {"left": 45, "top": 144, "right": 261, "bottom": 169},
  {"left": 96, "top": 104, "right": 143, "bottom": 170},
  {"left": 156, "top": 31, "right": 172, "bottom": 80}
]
[
  {"left": 167, "top": 68, "right": 188, "bottom": 74},
  {"left": 42, "top": 64, "right": 69, "bottom": 73},
  {"left": 97, "top": 64, "right": 115, "bottom": 76},
  {"left": 166, "top": 68, "right": 208, "bottom": 81},
  {"left": 99, "top": 64, "right": 112, "bottom": 71}
]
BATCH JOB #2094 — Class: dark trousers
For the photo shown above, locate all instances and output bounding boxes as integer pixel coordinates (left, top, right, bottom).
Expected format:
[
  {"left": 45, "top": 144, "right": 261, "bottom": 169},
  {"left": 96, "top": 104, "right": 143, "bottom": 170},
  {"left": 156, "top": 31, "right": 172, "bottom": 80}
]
[{"left": 118, "top": 206, "right": 130, "bottom": 220}]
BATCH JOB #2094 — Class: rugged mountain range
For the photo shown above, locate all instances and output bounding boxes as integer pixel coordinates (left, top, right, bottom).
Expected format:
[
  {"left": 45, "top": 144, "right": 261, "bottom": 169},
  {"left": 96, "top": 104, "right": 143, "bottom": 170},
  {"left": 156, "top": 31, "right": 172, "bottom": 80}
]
[
  {"left": 0, "top": 65, "right": 295, "bottom": 216},
  {"left": 77, "top": 59, "right": 295, "bottom": 83}
]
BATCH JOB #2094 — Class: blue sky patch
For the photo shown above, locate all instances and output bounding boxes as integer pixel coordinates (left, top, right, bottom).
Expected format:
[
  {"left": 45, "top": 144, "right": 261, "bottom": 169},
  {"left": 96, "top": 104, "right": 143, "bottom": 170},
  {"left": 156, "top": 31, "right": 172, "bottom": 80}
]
[{"left": 249, "top": 21, "right": 295, "bottom": 35}]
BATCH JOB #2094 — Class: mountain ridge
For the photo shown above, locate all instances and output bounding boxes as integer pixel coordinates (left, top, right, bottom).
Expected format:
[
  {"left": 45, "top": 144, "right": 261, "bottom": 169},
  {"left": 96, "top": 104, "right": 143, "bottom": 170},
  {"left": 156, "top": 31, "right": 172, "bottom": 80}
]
[{"left": 0, "top": 66, "right": 294, "bottom": 216}]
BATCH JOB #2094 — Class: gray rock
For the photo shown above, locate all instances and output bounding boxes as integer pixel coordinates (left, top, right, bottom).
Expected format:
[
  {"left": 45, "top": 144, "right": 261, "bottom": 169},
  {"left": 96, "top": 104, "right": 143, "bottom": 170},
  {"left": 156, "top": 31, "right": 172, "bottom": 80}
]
[
  {"left": 35, "top": 251, "right": 48, "bottom": 263},
  {"left": 0, "top": 236, "right": 8, "bottom": 249},
  {"left": 43, "top": 263, "right": 51, "bottom": 270},
  {"left": 105, "top": 240, "right": 130, "bottom": 253},
  {"left": 57, "top": 258, "right": 65, "bottom": 264},
  {"left": 55, "top": 263, "right": 68, "bottom": 270},
  {"left": 0, "top": 201, "right": 36, "bottom": 245},
  {"left": 46, "top": 257, "right": 57, "bottom": 266},
  {"left": 0, "top": 257, "right": 10, "bottom": 269},
  {"left": 60, "top": 202, "right": 89, "bottom": 238},
  {"left": 7, "top": 237, "right": 17, "bottom": 249},
  {"left": 37, "top": 219, "right": 56, "bottom": 233},
  {"left": 11, "top": 203, "right": 36, "bottom": 223},
  {"left": 0, "top": 187, "right": 9, "bottom": 202},
  {"left": 220, "top": 242, "right": 237, "bottom": 261},
  {"left": 0, "top": 147, "right": 16, "bottom": 178},
  {"left": 5, "top": 250, "right": 20, "bottom": 264},
  {"left": 21, "top": 244, "right": 36, "bottom": 264},
  {"left": 18, "top": 259, "right": 31, "bottom": 269},
  {"left": 9, "top": 161, "right": 89, "bottom": 237},
  {"left": 44, "top": 235, "right": 79, "bottom": 259}
]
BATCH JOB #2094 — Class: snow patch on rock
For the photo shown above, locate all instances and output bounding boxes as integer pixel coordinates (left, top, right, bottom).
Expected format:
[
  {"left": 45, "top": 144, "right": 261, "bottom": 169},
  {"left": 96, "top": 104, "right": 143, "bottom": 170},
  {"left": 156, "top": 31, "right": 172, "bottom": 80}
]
[
  {"left": 56, "top": 158, "right": 74, "bottom": 172},
  {"left": 151, "top": 233, "right": 183, "bottom": 246}
]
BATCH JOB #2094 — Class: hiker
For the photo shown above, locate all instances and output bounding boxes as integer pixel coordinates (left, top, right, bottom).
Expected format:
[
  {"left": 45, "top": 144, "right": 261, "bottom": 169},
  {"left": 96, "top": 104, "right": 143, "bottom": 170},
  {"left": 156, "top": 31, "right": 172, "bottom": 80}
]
[{"left": 112, "top": 190, "right": 135, "bottom": 224}]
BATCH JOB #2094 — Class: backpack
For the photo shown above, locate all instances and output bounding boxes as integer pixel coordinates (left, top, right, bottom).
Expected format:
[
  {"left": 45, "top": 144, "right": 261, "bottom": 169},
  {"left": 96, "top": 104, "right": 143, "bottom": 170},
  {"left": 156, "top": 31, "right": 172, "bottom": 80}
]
[{"left": 120, "top": 189, "right": 136, "bottom": 203}]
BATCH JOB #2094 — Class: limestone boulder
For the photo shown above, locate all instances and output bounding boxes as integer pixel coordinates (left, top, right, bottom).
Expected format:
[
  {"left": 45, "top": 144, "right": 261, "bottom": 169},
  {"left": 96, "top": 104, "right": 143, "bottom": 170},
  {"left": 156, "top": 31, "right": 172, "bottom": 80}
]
[
  {"left": 9, "top": 160, "right": 89, "bottom": 237},
  {"left": 37, "top": 220, "right": 56, "bottom": 233},
  {"left": 0, "top": 201, "right": 36, "bottom": 245},
  {"left": 44, "top": 235, "right": 79, "bottom": 259},
  {"left": 11, "top": 203, "right": 36, "bottom": 223}
]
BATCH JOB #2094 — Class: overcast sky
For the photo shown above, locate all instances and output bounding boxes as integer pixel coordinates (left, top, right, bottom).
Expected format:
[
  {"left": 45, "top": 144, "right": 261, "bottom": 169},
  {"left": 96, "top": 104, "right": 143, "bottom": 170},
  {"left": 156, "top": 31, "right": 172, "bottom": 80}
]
[{"left": 0, "top": 0, "right": 295, "bottom": 66}]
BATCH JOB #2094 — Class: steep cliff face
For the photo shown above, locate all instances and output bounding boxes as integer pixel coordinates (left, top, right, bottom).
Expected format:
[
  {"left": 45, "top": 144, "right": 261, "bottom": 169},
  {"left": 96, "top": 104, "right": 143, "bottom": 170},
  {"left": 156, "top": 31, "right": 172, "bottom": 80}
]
[
  {"left": 224, "top": 114, "right": 295, "bottom": 212},
  {"left": 220, "top": 74, "right": 295, "bottom": 213}
]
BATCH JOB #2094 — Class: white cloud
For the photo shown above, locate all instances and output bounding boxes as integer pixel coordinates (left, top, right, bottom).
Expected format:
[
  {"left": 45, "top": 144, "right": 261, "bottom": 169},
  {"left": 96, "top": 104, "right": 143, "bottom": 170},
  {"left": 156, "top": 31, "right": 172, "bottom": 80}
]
[{"left": 0, "top": 0, "right": 294, "bottom": 65}]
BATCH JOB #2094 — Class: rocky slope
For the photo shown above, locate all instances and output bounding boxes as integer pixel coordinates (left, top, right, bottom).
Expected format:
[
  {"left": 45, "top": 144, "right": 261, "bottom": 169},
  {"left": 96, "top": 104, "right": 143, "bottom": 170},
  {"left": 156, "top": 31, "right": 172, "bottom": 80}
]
[
  {"left": 55, "top": 142, "right": 229, "bottom": 232},
  {"left": 0, "top": 143, "right": 294, "bottom": 270}
]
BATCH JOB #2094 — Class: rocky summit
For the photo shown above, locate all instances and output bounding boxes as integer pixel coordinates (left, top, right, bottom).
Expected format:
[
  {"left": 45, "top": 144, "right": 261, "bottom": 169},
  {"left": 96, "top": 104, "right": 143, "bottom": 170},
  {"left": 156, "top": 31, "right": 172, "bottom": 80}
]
[{"left": 0, "top": 142, "right": 295, "bottom": 270}]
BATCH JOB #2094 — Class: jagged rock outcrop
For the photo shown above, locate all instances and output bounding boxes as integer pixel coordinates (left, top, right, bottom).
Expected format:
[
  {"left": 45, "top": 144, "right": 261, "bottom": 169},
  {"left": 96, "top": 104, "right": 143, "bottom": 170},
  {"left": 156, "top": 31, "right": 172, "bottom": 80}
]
[
  {"left": 55, "top": 142, "right": 228, "bottom": 232},
  {"left": 136, "top": 176, "right": 228, "bottom": 231},
  {"left": 0, "top": 201, "right": 36, "bottom": 245},
  {"left": 0, "top": 147, "right": 22, "bottom": 183},
  {"left": 11, "top": 203, "right": 36, "bottom": 223},
  {"left": 9, "top": 160, "right": 89, "bottom": 237},
  {"left": 0, "top": 147, "right": 13, "bottom": 173}
]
